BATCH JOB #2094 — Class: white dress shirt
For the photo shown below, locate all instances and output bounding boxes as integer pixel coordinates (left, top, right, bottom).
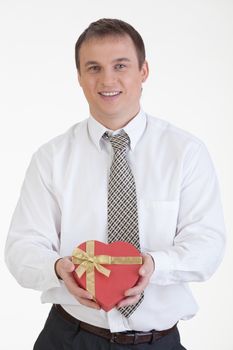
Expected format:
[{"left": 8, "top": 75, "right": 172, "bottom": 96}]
[{"left": 5, "top": 109, "right": 225, "bottom": 332}]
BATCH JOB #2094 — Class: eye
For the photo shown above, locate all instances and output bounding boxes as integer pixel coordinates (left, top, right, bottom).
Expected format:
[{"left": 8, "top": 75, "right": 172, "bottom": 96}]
[
  {"left": 115, "top": 64, "right": 126, "bottom": 70},
  {"left": 88, "top": 65, "right": 101, "bottom": 73}
]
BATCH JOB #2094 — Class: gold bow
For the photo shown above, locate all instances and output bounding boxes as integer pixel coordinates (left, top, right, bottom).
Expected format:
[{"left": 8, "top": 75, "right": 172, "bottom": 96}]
[{"left": 72, "top": 240, "right": 142, "bottom": 298}]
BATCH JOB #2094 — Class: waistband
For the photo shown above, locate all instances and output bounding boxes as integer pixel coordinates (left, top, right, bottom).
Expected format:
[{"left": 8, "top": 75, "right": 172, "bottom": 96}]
[{"left": 53, "top": 304, "right": 177, "bottom": 345}]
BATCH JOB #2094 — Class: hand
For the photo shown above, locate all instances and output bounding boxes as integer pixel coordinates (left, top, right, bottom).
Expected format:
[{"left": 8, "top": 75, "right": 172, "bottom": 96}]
[
  {"left": 116, "top": 253, "right": 155, "bottom": 308},
  {"left": 55, "top": 257, "right": 101, "bottom": 310}
]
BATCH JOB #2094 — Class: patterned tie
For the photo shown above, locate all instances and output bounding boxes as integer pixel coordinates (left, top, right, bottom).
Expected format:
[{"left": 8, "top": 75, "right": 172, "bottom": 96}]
[{"left": 105, "top": 130, "right": 144, "bottom": 318}]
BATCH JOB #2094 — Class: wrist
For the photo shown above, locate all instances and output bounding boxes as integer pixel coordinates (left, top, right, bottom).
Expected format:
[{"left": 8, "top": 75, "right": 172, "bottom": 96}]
[
  {"left": 146, "top": 253, "right": 155, "bottom": 272},
  {"left": 54, "top": 258, "right": 63, "bottom": 280}
]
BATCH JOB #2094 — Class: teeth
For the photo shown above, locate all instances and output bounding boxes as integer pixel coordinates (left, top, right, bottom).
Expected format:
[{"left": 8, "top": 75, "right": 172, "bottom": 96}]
[{"left": 100, "top": 91, "right": 120, "bottom": 96}]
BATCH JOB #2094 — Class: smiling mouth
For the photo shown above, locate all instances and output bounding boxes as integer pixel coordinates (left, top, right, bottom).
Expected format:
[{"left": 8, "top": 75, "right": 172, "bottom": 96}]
[{"left": 98, "top": 91, "right": 122, "bottom": 97}]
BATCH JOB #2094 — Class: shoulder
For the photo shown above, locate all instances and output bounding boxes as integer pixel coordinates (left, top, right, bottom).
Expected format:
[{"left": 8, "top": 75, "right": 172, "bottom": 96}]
[
  {"left": 145, "top": 113, "right": 212, "bottom": 169},
  {"left": 35, "top": 119, "right": 87, "bottom": 158},
  {"left": 146, "top": 113, "right": 205, "bottom": 154},
  {"left": 31, "top": 119, "right": 88, "bottom": 171},
  {"left": 146, "top": 113, "right": 202, "bottom": 146}
]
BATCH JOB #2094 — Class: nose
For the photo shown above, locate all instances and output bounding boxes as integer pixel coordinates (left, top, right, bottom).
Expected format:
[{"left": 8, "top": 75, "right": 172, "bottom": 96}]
[{"left": 100, "top": 68, "right": 117, "bottom": 87}]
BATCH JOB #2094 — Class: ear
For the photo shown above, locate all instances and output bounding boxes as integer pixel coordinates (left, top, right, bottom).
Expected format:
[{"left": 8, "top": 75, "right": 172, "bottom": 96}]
[{"left": 140, "top": 60, "right": 149, "bottom": 83}]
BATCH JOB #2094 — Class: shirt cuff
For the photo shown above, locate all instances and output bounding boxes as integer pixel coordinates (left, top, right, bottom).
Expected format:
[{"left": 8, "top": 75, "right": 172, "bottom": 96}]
[
  {"left": 147, "top": 251, "right": 173, "bottom": 285},
  {"left": 42, "top": 254, "right": 63, "bottom": 290}
]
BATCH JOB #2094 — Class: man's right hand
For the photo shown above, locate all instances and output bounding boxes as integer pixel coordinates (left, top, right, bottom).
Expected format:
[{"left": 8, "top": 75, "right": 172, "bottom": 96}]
[{"left": 55, "top": 257, "right": 101, "bottom": 310}]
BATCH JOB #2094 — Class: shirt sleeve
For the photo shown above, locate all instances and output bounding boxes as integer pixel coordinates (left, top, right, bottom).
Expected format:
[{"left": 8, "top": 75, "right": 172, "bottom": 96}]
[
  {"left": 148, "top": 142, "right": 226, "bottom": 285},
  {"left": 5, "top": 147, "right": 62, "bottom": 291}
]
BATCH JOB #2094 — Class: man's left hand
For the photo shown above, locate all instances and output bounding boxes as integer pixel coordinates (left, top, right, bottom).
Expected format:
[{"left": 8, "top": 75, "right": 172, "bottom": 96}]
[{"left": 116, "top": 253, "right": 155, "bottom": 308}]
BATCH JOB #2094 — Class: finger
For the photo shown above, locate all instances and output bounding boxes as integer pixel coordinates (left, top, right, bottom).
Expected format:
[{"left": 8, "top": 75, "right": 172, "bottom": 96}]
[
  {"left": 117, "top": 294, "right": 141, "bottom": 308},
  {"left": 56, "top": 257, "right": 75, "bottom": 278},
  {"left": 124, "top": 276, "right": 149, "bottom": 296},
  {"left": 57, "top": 258, "right": 99, "bottom": 304},
  {"left": 61, "top": 271, "right": 93, "bottom": 299},
  {"left": 139, "top": 254, "right": 154, "bottom": 276},
  {"left": 77, "top": 297, "right": 101, "bottom": 310},
  {"left": 64, "top": 277, "right": 93, "bottom": 300},
  {"left": 62, "top": 258, "right": 75, "bottom": 273}
]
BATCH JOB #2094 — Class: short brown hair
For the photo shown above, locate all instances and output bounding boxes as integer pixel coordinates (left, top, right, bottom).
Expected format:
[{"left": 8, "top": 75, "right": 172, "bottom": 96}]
[{"left": 75, "top": 18, "right": 146, "bottom": 72}]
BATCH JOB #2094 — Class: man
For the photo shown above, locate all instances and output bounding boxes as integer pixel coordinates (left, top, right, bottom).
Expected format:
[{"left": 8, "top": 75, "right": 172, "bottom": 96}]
[{"left": 5, "top": 18, "right": 225, "bottom": 349}]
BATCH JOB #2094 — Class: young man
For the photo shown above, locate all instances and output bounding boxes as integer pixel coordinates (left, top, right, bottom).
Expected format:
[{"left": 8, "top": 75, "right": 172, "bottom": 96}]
[{"left": 5, "top": 18, "right": 225, "bottom": 349}]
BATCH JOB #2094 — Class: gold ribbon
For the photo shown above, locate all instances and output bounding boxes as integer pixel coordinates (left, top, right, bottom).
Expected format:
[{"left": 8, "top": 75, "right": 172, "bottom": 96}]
[{"left": 72, "top": 240, "right": 142, "bottom": 298}]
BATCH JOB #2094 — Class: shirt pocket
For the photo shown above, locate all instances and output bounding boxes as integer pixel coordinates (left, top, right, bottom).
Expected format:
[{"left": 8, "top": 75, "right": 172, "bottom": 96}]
[{"left": 138, "top": 199, "right": 179, "bottom": 250}]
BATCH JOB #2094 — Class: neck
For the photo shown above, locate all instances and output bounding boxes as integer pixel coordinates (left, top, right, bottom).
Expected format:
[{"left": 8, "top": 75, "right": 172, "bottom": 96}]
[
  {"left": 91, "top": 108, "right": 140, "bottom": 131},
  {"left": 102, "top": 117, "right": 134, "bottom": 131}
]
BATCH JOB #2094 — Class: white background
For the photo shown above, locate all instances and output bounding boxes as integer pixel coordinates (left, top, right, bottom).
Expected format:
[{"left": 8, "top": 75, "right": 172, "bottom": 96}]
[{"left": 1, "top": 0, "right": 233, "bottom": 349}]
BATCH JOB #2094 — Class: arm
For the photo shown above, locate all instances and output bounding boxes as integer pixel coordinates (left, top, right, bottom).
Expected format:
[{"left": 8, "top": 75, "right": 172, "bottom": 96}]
[
  {"left": 5, "top": 150, "right": 61, "bottom": 291},
  {"left": 149, "top": 143, "right": 226, "bottom": 285},
  {"left": 5, "top": 147, "right": 100, "bottom": 309},
  {"left": 119, "top": 143, "right": 225, "bottom": 306}
]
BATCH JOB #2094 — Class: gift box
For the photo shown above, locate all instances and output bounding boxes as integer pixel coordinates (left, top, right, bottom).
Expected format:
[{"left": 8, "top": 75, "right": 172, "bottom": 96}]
[{"left": 72, "top": 240, "right": 142, "bottom": 312}]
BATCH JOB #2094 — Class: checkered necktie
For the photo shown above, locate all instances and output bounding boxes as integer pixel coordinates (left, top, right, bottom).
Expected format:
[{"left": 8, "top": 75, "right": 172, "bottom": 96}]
[{"left": 105, "top": 130, "right": 144, "bottom": 317}]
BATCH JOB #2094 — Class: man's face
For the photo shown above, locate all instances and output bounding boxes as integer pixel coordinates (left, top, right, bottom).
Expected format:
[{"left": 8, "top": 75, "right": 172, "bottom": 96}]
[{"left": 78, "top": 35, "right": 149, "bottom": 129}]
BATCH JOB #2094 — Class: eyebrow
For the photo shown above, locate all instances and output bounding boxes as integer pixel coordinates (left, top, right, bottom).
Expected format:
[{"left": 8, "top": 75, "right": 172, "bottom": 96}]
[{"left": 84, "top": 57, "right": 131, "bottom": 67}]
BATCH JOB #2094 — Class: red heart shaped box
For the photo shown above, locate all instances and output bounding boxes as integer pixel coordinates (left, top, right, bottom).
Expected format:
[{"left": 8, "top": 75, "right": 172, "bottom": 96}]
[{"left": 72, "top": 240, "right": 142, "bottom": 312}]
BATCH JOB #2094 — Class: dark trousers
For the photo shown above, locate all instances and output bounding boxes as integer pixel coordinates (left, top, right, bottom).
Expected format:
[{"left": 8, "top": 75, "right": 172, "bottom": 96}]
[{"left": 33, "top": 306, "right": 187, "bottom": 350}]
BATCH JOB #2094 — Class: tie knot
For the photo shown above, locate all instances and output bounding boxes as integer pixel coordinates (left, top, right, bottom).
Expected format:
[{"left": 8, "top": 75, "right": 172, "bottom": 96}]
[{"left": 105, "top": 131, "right": 130, "bottom": 153}]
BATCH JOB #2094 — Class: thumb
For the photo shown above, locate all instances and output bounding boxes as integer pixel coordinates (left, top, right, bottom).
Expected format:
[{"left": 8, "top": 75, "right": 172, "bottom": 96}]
[
  {"left": 139, "top": 254, "right": 154, "bottom": 276},
  {"left": 139, "top": 265, "right": 147, "bottom": 276},
  {"left": 62, "top": 257, "right": 75, "bottom": 272}
]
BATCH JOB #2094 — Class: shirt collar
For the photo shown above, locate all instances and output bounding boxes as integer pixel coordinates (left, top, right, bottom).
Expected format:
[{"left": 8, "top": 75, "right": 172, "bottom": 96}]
[{"left": 87, "top": 108, "right": 147, "bottom": 152}]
